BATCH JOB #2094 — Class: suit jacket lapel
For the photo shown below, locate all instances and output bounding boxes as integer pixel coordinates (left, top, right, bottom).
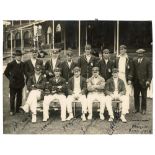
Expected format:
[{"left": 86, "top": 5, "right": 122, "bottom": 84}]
[{"left": 29, "top": 60, "right": 35, "bottom": 70}]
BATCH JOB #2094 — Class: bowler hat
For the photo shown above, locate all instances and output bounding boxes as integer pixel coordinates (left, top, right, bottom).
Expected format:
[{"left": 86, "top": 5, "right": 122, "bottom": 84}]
[
  {"left": 15, "top": 50, "right": 22, "bottom": 56},
  {"left": 136, "top": 49, "right": 146, "bottom": 54}
]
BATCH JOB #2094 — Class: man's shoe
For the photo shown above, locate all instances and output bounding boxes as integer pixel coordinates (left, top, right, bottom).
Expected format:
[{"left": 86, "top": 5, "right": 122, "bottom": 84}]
[
  {"left": 32, "top": 114, "right": 37, "bottom": 123},
  {"left": 81, "top": 114, "right": 86, "bottom": 121},
  {"left": 100, "top": 114, "right": 105, "bottom": 120},
  {"left": 43, "top": 117, "right": 49, "bottom": 122},
  {"left": 66, "top": 113, "right": 73, "bottom": 121},
  {"left": 87, "top": 114, "right": 92, "bottom": 120},
  {"left": 108, "top": 117, "right": 114, "bottom": 122},
  {"left": 142, "top": 110, "right": 146, "bottom": 115},
  {"left": 20, "top": 106, "right": 29, "bottom": 113},
  {"left": 10, "top": 112, "right": 14, "bottom": 116},
  {"left": 61, "top": 118, "right": 66, "bottom": 122},
  {"left": 120, "top": 115, "right": 127, "bottom": 123}
]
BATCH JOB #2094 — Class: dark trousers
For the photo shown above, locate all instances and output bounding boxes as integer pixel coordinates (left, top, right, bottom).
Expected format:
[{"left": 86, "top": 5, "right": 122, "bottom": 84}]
[
  {"left": 10, "top": 87, "right": 23, "bottom": 113},
  {"left": 133, "top": 82, "right": 147, "bottom": 111}
]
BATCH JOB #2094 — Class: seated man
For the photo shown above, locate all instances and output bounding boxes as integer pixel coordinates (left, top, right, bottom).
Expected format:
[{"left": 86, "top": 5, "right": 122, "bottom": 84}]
[
  {"left": 66, "top": 67, "right": 87, "bottom": 121},
  {"left": 43, "top": 67, "right": 67, "bottom": 122},
  {"left": 87, "top": 67, "right": 106, "bottom": 120},
  {"left": 105, "top": 68, "right": 128, "bottom": 122},
  {"left": 20, "top": 64, "right": 46, "bottom": 123}
]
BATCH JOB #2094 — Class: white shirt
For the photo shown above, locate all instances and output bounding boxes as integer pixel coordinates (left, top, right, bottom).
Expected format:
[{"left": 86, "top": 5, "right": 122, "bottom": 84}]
[
  {"left": 86, "top": 55, "right": 91, "bottom": 63},
  {"left": 16, "top": 60, "right": 21, "bottom": 64},
  {"left": 35, "top": 74, "right": 40, "bottom": 83},
  {"left": 52, "top": 58, "right": 57, "bottom": 70},
  {"left": 113, "top": 78, "right": 118, "bottom": 92},
  {"left": 92, "top": 76, "right": 99, "bottom": 85},
  {"left": 31, "top": 58, "right": 36, "bottom": 67},
  {"left": 138, "top": 58, "right": 143, "bottom": 63},
  {"left": 67, "top": 60, "right": 72, "bottom": 68},
  {"left": 73, "top": 76, "right": 81, "bottom": 94},
  {"left": 118, "top": 56, "right": 126, "bottom": 73},
  {"left": 104, "top": 59, "right": 108, "bottom": 65}
]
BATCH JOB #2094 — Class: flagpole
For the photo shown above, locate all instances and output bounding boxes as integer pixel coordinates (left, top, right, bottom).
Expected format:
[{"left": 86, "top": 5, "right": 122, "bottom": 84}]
[
  {"left": 116, "top": 21, "right": 119, "bottom": 56},
  {"left": 86, "top": 22, "right": 87, "bottom": 45},
  {"left": 52, "top": 20, "right": 55, "bottom": 49},
  {"left": 79, "top": 20, "right": 81, "bottom": 56},
  {"left": 10, "top": 31, "right": 13, "bottom": 61}
]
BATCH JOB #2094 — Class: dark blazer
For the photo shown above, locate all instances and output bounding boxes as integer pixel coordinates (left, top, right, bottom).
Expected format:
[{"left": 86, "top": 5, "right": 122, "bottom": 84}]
[
  {"left": 24, "top": 59, "right": 43, "bottom": 80},
  {"left": 115, "top": 56, "right": 133, "bottom": 81},
  {"left": 61, "top": 61, "right": 77, "bottom": 82},
  {"left": 44, "top": 58, "right": 62, "bottom": 80},
  {"left": 97, "top": 58, "right": 115, "bottom": 81},
  {"left": 105, "top": 77, "right": 126, "bottom": 95},
  {"left": 68, "top": 76, "right": 87, "bottom": 95},
  {"left": 4, "top": 60, "right": 25, "bottom": 89},
  {"left": 133, "top": 57, "right": 152, "bottom": 88},
  {"left": 47, "top": 77, "right": 66, "bottom": 95},
  {"left": 27, "top": 73, "right": 46, "bottom": 92},
  {"left": 77, "top": 55, "right": 99, "bottom": 79}
]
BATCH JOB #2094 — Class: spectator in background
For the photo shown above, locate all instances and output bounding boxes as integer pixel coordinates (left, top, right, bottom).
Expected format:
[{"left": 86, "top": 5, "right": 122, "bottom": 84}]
[{"left": 133, "top": 49, "right": 152, "bottom": 115}]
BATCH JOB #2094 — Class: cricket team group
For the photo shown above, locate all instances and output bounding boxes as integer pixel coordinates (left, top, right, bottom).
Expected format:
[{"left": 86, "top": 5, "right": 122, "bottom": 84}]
[{"left": 4, "top": 44, "right": 152, "bottom": 123}]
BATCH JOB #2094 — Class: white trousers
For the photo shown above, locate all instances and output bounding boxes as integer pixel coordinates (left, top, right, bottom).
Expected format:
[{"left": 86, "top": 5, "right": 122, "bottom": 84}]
[
  {"left": 67, "top": 94, "right": 87, "bottom": 114},
  {"left": 87, "top": 92, "right": 106, "bottom": 114},
  {"left": 22, "top": 90, "right": 41, "bottom": 115},
  {"left": 106, "top": 95, "right": 128, "bottom": 115},
  {"left": 43, "top": 94, "right": 67, "bottom": 120},
  {"left": 118, "top": 72, "right": 130, "bottom": 113}
]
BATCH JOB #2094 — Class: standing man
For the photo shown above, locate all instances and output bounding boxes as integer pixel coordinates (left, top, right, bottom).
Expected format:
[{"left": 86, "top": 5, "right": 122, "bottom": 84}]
[
  {"left": 98, "top": 49, "right": 115, "bottom": 81},
  {"left": 44, "top": 48, "right": 62, "bottom": 81},
  {"left": 4, "top": 50, "right": 25, "bottom": 115},
  {"left": 43, "top": 67, "right": 67, "bottom": 122},
  {"left": 77, "top": 44, "right": 99, "bottom": 79},
  {"left": 61, "top": 50, "right": 77, "bottom": 83},
  {"left": 133, "top": 49, "right": 152, "bottom": 114},
  {"left": 66, "top": 67, "right": 87, "bottom": 121},
  {"left": 115, "top": 45, "right": 133, "bottom": 113},
  {"left": 20, "top": 64, "right": 46, "bottom": 123},
  {"left": 24, "top": 49, "right": 43, "bottom": 83},
  {"left": 105, "top": 68, "right": 128, "bottom": 122},
  {"left": 87, "top": 67, "right": 106, "bottom": 120}
]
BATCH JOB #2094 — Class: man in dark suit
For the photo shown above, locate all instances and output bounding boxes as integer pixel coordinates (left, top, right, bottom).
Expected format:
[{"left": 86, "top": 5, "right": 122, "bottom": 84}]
[
  {"left": 77, "top": 44, "right": 99, "bottom": 79},
  {"left": 43, "top": 67, "right": 67, "bottom": 122},
  {"left": 66, "top": 67, "right": 87, "bottom": 121},
  {"left": 44, "top": 48, "right": 62, "bottom": 81},
  {"left": 4, "top": 50, "right": 25, "bottom": 115},
  {"left": 133, "top": 49, "right": 152, "bottom": 115},
  {"left": 97, "top": 49, "right": 115, "bottom": 81},
  {"left": 20, "top": 64, "right": 46, "bottom": 123},
  {"left": 24, "top": 49, "right": 43, "bottom": 83},
  {"left": 61, "top": 50, "right": 77, "bottom": 83}
]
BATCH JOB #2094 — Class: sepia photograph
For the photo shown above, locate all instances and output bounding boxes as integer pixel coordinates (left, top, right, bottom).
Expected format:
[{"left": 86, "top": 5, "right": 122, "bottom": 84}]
[{"left": 3, "top": 20, "right": 153, "bottom": 134}]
